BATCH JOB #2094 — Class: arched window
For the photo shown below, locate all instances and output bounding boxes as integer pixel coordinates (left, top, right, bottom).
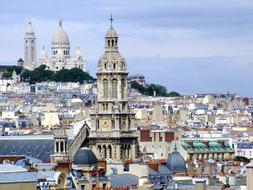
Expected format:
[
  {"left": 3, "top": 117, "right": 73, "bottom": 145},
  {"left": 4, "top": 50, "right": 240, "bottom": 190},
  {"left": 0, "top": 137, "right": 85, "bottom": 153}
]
[
  {"left": 112, "top": 79, "right": 118, "bottom": 98},
  {"left": 56, "top": 141, "right": 59, "bottom": 152},
  {"left": 112, "top": 40, "right": 114, "bottom": 47},
  {"left": 103, "top": 145, "right": 107, "bottom": 159},
  {"left": 98, "top": 145, "right": 102, "bottom": 157},
  {"left": 121, "top": 79, "right": 125, "bottom": 99},
  {"left": 108, "top": 145, "right": 112, "bottom": 159},
  {"left": 104, "top": 63, "right": 107, "bottom": 69},
  {"left": 108, "top": 40, "right": 110, "bottom": 47},
  {"left": 103, "top": 79, "right": 108, "bottom": 98},
  {"left": 113, "top": 63, "right": 116, "bottom": 69},
  {"left": 60, "top": 141, "right": 64, "bottom": 152}
]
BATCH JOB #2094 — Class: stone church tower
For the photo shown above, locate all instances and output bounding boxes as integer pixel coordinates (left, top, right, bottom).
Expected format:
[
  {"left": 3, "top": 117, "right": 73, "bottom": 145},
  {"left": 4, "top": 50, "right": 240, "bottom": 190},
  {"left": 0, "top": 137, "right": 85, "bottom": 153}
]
[
  {"left": 89, "top": 20, "right": 138, "bottom": 162},
  {"left": 24, "top": 22, "right": 36, "bottom": 70}
]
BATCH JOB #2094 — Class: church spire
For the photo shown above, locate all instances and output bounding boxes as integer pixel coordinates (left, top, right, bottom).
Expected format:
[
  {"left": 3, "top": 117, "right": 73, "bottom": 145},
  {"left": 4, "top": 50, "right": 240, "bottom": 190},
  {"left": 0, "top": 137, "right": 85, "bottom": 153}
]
[{"left": 26, "top": 21, "right": 34, "bottom": 34}]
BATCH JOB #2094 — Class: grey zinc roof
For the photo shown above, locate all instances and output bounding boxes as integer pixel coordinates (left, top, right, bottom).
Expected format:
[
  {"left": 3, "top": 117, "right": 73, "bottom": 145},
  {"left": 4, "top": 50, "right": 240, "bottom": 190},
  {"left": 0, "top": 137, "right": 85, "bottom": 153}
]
[
  {"left": 108, "top": 173, "right": 139, "bottom": 188},
  {"left": 0, "top": 136, "right": 55, "bottom": 162},
  {"left": 0, "top": 138, "right": 54, "bottom": 162},
  {"left": 0, "top": 172, "right": 37, "bottom": 183},
  {"left": 237, "top": 142, "right": 253, "bottom": 149},
  {"left": 73, "top": 147, "right": 97, "bottom": 166},
  {"left": 0, "top": 136, "right": 74, "bottom": 163}
]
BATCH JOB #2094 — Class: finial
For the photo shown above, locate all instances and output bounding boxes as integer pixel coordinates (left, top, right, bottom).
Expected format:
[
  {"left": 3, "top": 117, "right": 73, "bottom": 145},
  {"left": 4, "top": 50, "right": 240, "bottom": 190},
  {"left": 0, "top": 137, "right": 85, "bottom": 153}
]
[
  {"left": 109, "top": 14, "right": 113, "bottom": 28},
  {"left": 59, "top": 19, "right": 62, "bottom": 26}
]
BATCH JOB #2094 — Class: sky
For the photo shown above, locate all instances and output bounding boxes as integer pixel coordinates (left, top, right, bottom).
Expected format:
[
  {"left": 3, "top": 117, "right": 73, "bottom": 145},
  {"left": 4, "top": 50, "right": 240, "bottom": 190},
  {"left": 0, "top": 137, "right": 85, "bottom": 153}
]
[{"left": 0, "top": 0, "right": 253, "bottom": 96}]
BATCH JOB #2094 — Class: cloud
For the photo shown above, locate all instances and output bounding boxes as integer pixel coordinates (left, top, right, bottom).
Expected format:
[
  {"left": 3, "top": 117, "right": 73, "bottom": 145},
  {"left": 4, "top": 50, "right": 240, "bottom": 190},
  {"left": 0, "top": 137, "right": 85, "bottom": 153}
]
[{"left": 0, "top": 0, "right": 253, "bottom": 96}]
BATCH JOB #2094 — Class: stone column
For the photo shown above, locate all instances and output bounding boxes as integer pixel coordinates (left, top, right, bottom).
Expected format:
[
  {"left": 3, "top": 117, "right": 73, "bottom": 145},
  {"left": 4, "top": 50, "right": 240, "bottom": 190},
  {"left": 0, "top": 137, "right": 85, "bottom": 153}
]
[
  {"left": 116, "top": 145, "right": 121, "bottom": 160},
  {"left": 131, "top": 144, "right": 136, "bottom": 160},
  {"left": 127, "top": 146, "right": 130, "bottom": 159},
  {"left": 107, "top": 147, "right": 110, "bottom": 160},
  {"left": 63, "top": 141, "right": 65, "bottom": 153},
  {"left": 129, "top": 146, "right": 132, "bottom": 159}
]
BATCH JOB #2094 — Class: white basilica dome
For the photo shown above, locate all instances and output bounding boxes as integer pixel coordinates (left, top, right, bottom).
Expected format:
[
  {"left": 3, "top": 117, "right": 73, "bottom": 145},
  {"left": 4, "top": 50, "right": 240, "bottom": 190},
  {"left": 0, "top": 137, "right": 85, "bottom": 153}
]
[{"left": 52, "top": 20, "right": 69, "bottom": 45}]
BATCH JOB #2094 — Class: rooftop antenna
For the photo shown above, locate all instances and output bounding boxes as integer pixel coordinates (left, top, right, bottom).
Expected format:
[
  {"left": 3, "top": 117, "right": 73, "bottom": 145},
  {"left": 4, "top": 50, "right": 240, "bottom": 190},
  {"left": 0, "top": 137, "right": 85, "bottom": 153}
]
[{"left": 110, "top": 14, "right": 114, "bottom": 28}]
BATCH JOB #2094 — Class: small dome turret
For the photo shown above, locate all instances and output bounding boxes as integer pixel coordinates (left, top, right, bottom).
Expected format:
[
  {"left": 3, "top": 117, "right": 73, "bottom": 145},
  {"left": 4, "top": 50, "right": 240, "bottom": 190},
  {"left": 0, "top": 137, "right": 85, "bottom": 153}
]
[
  {"left": 74, "top": 46, "right": 82, "bottom": 58},
  {"left": 166, "top": 145, "right": 187, "bottom": 173},
  {"left": 73, "top": 147, "right": 98, "bottom": 166},
  {"left": 106, "top": 27, "right": 118, "bottom": 38},
  {"left": 39, "top": 46, "right": 48, "bottom": 60}
]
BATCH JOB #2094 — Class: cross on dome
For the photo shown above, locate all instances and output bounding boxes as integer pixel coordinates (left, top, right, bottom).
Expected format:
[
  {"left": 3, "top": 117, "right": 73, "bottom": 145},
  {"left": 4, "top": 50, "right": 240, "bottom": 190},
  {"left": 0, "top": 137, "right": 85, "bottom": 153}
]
[{"left": 110, "top": 14, "right": 113, "bottom": 28}]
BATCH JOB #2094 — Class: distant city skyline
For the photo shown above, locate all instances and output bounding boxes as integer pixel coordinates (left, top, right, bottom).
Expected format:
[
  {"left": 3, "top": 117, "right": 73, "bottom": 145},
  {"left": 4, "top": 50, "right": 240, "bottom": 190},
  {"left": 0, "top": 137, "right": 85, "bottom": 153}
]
[{"left": 0, "top": 0, "right": 253, "bottom": 96}]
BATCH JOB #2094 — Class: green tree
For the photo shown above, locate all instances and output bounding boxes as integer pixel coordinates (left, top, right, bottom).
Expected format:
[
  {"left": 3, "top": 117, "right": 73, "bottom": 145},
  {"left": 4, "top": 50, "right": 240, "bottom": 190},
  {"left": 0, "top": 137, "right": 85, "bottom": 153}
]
[
  {"left": 2, "top": 66, "right": 23, "bottom": 78},
  {"left": 130, "top": 81, "right": 180, "bottom": 97}
]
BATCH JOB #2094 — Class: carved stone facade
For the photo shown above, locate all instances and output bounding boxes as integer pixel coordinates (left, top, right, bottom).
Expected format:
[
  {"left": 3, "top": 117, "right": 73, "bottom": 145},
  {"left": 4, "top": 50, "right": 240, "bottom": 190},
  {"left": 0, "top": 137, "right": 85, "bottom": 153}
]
[
  {"left": 39, "top": 21, "right": 85, "bottom": 71},
  {"left": 24, "top": 22, "right": 36, "bottom": 70},
  {"left": 89, "top": 24, "right": 138, "bottom": 161}
]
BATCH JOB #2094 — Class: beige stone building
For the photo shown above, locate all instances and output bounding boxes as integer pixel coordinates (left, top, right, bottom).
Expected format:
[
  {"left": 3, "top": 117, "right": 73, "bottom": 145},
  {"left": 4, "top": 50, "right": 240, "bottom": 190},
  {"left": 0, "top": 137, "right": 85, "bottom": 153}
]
[{"left": 89, "top": 22, "right": 138, "bottom": 161}]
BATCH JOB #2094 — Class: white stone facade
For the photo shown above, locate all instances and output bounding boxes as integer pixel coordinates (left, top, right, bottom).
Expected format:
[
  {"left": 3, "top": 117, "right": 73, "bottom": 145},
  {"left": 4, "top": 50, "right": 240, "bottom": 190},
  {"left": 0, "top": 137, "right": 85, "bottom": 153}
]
[
  {"left": 24, "top": 22, "right": 36, "bottom": 70},
  {"left": 24, "top": 21, "right": 85, "bottom": 71}
]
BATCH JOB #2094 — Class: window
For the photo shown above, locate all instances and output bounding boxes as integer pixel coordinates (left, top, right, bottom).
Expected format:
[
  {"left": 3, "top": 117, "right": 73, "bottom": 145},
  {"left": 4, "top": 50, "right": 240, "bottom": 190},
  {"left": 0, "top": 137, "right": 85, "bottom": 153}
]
[
  {"left": 103, "top": 79, "right": 108, "bottom": 98},
  {"left": 123, "top": 163, "right": 129, "bottom": 171},
  {"left": 113, "top": 63, "right": 116, "bottom": 69},
  {"left": 112, "top": 119, "right": 115, "bottom": 129},
  {"left": 108, "top": 145, "right": 112, "bottom": 159},
  {"left": 56, "top": 142, "right": 59, "bottom": 152},
  {"left": 60, "top": 141, "right": 64, "bottom": 152},
  {"left": 121, "top": 79, "right": 125, "bottom": 99},
  {"left": 108, "top": 40, "right": 110, "bottom": 47},
  {"left": 112, "top": 79, "right": 118, "bottom": 98},
  {"left": 112, "top": 39, "right": 114, "bottom": 46}
]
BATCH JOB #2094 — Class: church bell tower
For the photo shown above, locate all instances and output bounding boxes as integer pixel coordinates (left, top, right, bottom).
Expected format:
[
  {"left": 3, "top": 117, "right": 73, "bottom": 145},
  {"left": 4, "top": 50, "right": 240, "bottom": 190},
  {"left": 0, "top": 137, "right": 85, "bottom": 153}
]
[
  {"left": 24, "top": 22, "right": 36, "bottom": 70},
  {"left": 89, "top": 16, "right": 138, "bottom": 162}
]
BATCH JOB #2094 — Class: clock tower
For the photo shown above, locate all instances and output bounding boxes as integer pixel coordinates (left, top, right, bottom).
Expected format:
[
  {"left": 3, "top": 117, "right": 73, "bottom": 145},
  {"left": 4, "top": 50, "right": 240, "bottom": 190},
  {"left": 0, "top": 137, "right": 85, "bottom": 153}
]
[{"left": 89, "top": 17, "right": 138, "bottom": 161}]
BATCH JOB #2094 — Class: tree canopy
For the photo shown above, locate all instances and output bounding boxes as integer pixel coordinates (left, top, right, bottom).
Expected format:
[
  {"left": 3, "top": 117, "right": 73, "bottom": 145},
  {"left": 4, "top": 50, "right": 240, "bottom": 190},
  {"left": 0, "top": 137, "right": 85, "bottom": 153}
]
[
  {"left": 131, "top": 81, "right": 180, "bottom": 97},
  {"left": 2, "top": 66, "right": 23, "bottom": 78},
  {"left": 20, "top": 65, "right": 94, "bottom": 84},
  {"left": 233, "top": 156, "right": 250, "bottom": 163}
]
